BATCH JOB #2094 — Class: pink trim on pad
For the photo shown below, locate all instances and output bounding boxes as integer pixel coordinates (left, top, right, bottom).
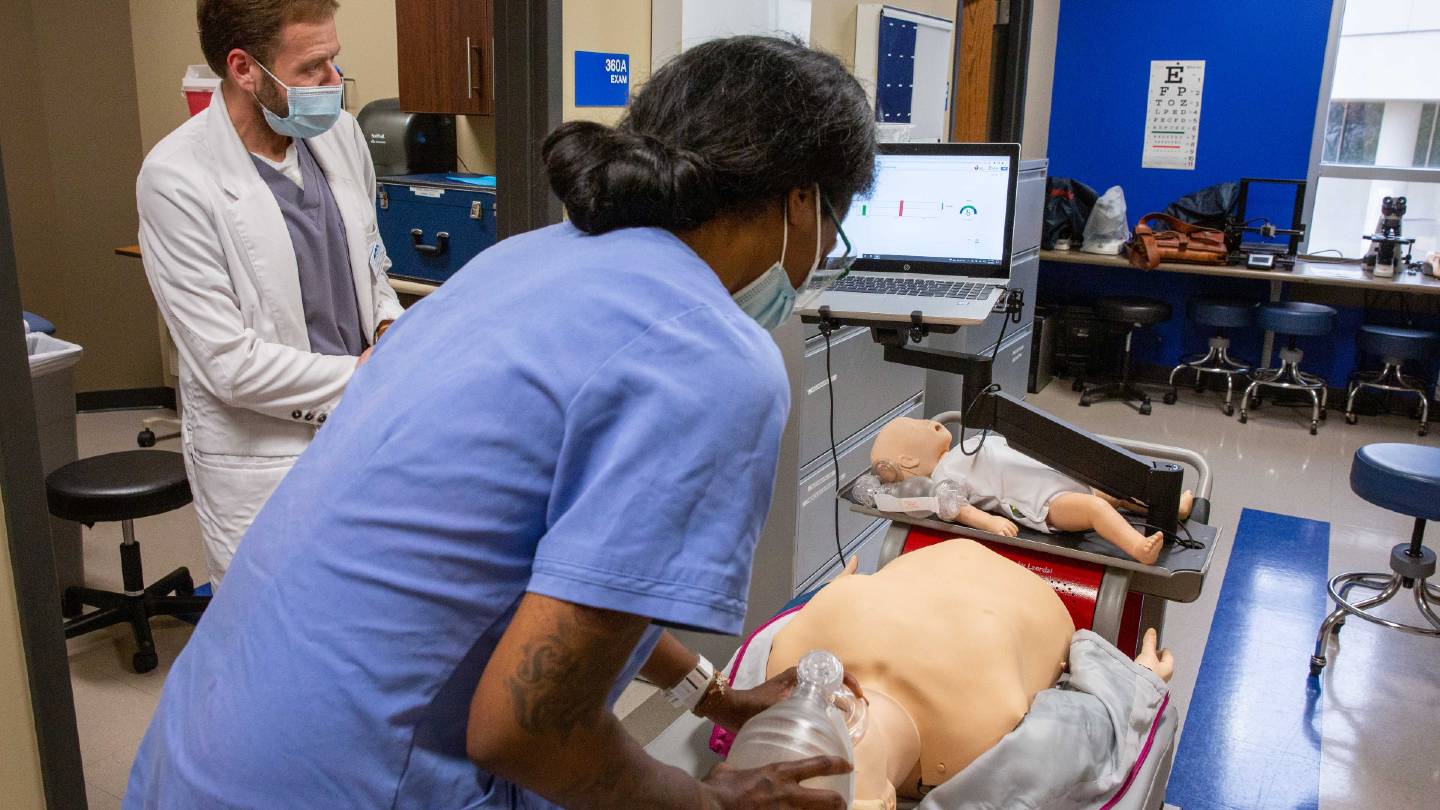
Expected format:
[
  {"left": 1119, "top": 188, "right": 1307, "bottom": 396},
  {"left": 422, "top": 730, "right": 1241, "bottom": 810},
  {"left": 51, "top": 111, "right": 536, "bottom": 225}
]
[
  {"left": 1099, "top": 693, "right": 1171, "bottom": 810},
  {"left": 708, "top": 605, "right": 806, "bottom": 757}
]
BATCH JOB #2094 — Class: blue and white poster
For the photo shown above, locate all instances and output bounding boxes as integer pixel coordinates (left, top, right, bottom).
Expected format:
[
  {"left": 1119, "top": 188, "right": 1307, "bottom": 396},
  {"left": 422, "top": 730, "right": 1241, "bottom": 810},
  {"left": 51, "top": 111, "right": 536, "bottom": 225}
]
[{"left": 575, "top": 51, "right": 630, "bottom": 107}]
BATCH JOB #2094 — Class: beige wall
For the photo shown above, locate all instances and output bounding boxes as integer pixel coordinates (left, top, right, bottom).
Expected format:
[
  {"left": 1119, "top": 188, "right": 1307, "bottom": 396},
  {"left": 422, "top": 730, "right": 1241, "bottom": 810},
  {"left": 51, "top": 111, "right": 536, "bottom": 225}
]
[
  {"left": 564, "top": 0, "right": 654, "bottom": 125},
  {"left": 128, "top": 0, "right": 499, "bottom": 171},
  {"left": 0, "top": 497, "right": 46, "bottom": 810},
  {"left": 811, "top": 0, "right": 956, "bottom": 67},
  {"left": 1, "top": 0, "right": 162, "bottom": 393},
  {"left": 1022, "top": 0, "right": 1059, "bottom": 160}
]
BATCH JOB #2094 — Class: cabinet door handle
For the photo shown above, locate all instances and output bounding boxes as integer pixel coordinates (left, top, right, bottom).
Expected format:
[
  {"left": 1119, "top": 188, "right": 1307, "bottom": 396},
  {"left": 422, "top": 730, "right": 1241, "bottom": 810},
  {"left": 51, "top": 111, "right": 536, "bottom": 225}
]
[
  {"left": 410, "top": 229, "right": 450, "bottom": 256},
  {"left": 465, "top": 36, "right": 474, "bottom": 99},
  {"left": 465, "top": 36, "right": 484, "bottom": 100}
]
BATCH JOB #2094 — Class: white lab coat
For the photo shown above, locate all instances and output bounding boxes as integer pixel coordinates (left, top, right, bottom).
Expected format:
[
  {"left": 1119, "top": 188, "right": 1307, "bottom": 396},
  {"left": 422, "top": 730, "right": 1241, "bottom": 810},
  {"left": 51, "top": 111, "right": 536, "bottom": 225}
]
[{"left": 137, "top": 89, "right": 404, "bottom": 585}]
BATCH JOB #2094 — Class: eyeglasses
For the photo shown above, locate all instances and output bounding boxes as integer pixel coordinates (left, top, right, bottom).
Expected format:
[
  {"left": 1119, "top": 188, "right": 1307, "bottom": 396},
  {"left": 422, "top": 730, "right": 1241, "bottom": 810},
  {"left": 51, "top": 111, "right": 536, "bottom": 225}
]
[
  {"left": 796, "top": 195, "right": 856, "bottom": 310},
  {"left": 821, "top": 195, "right": 853, "bottom": 268}
]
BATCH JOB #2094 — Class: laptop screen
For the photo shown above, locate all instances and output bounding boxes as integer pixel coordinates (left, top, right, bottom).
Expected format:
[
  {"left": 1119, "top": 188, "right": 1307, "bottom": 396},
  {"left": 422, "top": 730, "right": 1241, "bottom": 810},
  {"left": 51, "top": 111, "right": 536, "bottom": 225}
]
[{"left": 832, "top": 143, "right": 1019, "bottom": 279}]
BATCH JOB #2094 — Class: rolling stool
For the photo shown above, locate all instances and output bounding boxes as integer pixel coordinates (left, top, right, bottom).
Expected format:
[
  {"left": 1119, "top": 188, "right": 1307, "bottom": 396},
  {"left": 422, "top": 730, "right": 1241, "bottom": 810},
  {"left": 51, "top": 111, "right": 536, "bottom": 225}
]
[
  {"left": 1238, "top": 302, "right": 1337, "bottom": 435},
  {"left": 1163, "top": 297, "right": 1258, "bottom": 416},
  {"left": 1344, "top": 324, "right": 1439, "bottom": 436},
  {"left": 1079, "top": 296, "right": 1173, "bottom": 415},
  {"left": 48, "top": 451, "right": 211, "bottom": 673},
  {"left": 1311, "top": 444, "right": 1440, "bottom": 675}
]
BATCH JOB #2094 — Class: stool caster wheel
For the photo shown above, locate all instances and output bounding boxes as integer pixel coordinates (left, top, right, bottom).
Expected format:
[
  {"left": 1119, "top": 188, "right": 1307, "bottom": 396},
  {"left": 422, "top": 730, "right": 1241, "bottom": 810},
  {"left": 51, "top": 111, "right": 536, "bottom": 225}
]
[
  {"left": 137, "top": 429, "right": 157, "bottom": 448},
  {"left": 1223, "top": 403, "right": 1235, "bottom": 417},
  {"left": 1139, "top": 401, "right": 1153, "bottom": 416},
  {"left": 1345, "top": 412, "right": 1358, "bottom": 425},
  {"left": 1420, "top": 423, "right": 1430, "bottom": 437},
  {"left": 1163, "top": 390, "right": 1178, "bottom": 405},
  {"left": 132, "top": 651, "right": 158, "bottom": 674},
  {"left": 60, "top": 587, "right": 81, "bottom": 619},
  {"left": 1238, "top": 412, "right": 1249, "bottom": 424},
  {"left": 1309, "top": 657, "right": 1325, "bottom": 677},
  {"left": 1079, "top": 395, "right": 1092, "bottom": 407},
  {"left": 1310, "top": 422, "right": 1319, "bottom": 436},
  {"left": 1319, "top": 408, "right": 1328, "bottom": 421},
  {"left": 1072, "top": 378, "right": 1085, "bottom": 392},
  {"left": 1193, "top": 381, "right": 1206, "bottom": 394},
  {"left": 175, "top": 572, "right": 195, "bottom": 597}
]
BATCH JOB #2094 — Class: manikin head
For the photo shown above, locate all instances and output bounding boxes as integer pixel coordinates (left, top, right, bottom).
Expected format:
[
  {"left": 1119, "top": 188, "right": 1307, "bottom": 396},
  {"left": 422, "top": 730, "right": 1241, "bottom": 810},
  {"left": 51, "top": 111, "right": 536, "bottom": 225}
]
[{"left": 870, "top": 418, "right": 954, "bottom": 483}]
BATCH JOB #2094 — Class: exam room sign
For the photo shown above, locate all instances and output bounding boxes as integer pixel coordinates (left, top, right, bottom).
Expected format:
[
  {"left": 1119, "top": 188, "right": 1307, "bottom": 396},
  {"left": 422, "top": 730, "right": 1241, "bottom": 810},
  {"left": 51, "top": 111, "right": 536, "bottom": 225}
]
[{"left": 575, "top": 51, "right": 630, "bottom": 107}]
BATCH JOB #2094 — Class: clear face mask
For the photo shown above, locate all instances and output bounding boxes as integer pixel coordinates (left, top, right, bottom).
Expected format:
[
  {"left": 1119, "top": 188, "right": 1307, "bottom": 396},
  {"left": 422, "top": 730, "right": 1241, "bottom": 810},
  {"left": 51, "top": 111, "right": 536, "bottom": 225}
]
[{"left": 249, "top": 56, "right": 343, "bottom": 139}]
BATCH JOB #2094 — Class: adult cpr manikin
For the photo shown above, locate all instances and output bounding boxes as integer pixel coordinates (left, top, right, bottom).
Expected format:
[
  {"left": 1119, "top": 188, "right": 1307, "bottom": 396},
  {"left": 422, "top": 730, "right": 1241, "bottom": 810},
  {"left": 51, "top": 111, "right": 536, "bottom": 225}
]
[
  {"left": 869, "top": 418, "right": 1193, "bottom": 564},
  {"left": 766, "top": 540, "right": 1175, "bottom": 808},
  {"left": 137, "top": 90, "right": 403, "bottom": 584}
]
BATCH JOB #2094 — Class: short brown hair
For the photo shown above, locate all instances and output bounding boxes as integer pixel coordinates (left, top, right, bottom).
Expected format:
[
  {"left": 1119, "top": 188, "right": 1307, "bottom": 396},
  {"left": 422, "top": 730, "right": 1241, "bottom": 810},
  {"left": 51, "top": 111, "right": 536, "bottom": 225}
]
[{"left": 197, "top": 0, "right": 340, "bottom": 77}]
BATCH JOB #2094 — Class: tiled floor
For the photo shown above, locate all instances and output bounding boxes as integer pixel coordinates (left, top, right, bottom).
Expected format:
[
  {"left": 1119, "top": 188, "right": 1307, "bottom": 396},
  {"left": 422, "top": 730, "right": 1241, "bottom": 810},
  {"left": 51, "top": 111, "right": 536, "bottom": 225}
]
[{"left": 66, "top": 386, "right": 1440, "bottom": 807}]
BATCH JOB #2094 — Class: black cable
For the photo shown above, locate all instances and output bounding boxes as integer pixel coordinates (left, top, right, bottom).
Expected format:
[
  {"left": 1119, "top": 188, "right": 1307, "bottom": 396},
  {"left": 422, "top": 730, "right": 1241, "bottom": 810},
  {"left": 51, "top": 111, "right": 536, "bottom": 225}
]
[
  {"left": 821, "top": 321, "right": 845, "bottom": 566},
  {"left": 959, "top": 288, "right": 1022, "bottom": 457}
]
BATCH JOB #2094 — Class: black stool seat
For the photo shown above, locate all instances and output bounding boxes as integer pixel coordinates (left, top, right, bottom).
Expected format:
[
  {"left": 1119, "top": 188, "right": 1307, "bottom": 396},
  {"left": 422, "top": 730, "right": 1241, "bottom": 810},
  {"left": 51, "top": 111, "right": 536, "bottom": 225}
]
[
  {"left": 47, "top": 451, "right": 191, "bottom": 524},
  {"left": 1096, "top": 296, "right": 1172, "bottom": 326},
  {"left": 49, "top": 450, "right": 208, "bottom": 674}
]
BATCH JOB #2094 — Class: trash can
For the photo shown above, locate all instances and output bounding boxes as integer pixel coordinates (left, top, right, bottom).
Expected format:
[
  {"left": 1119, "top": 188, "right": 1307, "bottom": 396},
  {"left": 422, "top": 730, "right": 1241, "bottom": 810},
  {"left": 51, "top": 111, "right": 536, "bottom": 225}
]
[{"left": 27, "top": 330, "right": 83, "bottom": 598}]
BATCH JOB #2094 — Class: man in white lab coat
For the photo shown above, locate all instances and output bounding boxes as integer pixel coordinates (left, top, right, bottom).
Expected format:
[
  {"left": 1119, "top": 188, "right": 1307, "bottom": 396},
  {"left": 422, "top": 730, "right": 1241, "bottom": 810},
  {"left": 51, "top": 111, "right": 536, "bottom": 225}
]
[{"left": 137, "top": 0, "right": 403, "bottom": 585}]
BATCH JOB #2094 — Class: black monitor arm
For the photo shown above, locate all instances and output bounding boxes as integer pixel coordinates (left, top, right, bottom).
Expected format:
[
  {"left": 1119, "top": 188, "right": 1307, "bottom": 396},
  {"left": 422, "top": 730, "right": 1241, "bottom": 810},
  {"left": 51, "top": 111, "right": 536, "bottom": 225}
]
[{"left": 807, "top": 303, "right": 1186, "bottom": 537}]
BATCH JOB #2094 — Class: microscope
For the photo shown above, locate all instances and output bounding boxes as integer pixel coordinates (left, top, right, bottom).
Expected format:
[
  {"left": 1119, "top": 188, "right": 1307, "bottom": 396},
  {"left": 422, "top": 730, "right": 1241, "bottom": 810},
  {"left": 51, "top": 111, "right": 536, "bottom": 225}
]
[{"left": 1362, "top": 196, "right": 1416, "bottom": 278}]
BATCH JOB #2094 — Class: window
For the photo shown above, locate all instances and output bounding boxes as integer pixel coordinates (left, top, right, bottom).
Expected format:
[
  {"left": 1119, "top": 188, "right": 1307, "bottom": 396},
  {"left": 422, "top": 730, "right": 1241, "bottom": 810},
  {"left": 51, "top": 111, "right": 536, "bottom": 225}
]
[
  {"left": 1304, "top": 2, "right": 1440, "bottom": 259},
  {"left": 1322, "top": 101, "right": 1384, "bottom": 165},
  {"left": 1415, "top": 102, "right": 1440, "bottom": 168}
]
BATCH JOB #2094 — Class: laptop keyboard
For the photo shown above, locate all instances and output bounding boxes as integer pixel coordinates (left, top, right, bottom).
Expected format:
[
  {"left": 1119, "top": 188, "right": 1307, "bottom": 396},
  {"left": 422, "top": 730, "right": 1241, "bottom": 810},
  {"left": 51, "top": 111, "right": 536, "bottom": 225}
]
[{"left": 830, "top": 276, "right": 996, "bottom": 300}]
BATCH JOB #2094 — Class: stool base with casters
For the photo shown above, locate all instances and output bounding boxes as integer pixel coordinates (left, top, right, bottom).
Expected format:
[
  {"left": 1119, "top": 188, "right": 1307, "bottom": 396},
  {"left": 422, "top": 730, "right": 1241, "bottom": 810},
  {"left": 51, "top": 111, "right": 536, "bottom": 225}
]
[
  {"left": 1239, "top": 347, "right": 1328, "bottom": 435},
  {"left": 1345, "top": 357, "right": 1431, "bottom": 436},
  {"left": 48, "top": 451, "right": 211, "bottom": 674},
  {"left": 1081, "top": 328, "right": 1154, "bottom": 414},
  {"left": 1165, "top": 336, "right": 1252, "bottom": 416},
  {"left": 62, "top": 520, "right": 210, "bottom": 673},
  {"left": 1310, "top": 518, "right": 1440, "bottom": 676}
]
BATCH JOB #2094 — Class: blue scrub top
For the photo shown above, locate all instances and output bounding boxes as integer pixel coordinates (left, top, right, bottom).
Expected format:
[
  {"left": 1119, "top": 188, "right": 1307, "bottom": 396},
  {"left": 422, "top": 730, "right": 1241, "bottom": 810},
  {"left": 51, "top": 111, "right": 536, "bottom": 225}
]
[{"left": 125, "top": 224, "right": 790, "bottom": 809}]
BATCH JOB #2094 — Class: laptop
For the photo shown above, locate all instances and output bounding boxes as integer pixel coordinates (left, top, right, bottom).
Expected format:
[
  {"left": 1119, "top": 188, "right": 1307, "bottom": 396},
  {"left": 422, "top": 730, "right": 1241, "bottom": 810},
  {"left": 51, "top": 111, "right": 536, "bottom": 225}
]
[{"left": 798, "top": 142, "right": 1020, "bottom": 327}]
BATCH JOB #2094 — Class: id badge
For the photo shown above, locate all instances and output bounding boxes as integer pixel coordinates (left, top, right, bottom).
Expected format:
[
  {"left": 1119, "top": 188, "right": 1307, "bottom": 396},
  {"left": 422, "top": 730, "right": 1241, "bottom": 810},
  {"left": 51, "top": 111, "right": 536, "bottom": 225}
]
[{"left": 368, "top": 241, "right": 389, "bottom": 282}]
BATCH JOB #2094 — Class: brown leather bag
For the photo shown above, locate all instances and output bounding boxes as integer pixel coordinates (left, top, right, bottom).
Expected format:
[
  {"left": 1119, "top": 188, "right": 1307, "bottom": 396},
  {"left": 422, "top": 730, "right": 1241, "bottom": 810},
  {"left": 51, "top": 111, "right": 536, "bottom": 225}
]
[{"left": 1126, "top": 213, "right": 1228, "bottom": 269}]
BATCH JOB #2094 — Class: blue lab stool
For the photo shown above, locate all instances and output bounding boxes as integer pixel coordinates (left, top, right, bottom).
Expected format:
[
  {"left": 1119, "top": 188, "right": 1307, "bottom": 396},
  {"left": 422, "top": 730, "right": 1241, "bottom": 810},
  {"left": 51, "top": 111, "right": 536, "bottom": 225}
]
[
  {"left": 1238, "top": 302, "right": 1337, "bottom": 435},
  {"left": 1311, "top": 444, "right": 1440, "bottom": 675},
  {"left": 1344, "top": 325, "right": 1439, "bottom": 436},
  {"left": 1164, "top": 297, "right": 1259, "bottom": 416}
]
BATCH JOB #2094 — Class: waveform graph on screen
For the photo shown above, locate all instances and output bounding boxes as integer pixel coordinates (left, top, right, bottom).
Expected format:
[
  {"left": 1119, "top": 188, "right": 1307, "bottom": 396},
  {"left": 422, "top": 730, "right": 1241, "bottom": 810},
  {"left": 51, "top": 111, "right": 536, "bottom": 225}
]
[{"left": 859, "top": 200, "right": 965, "bottom": 219}]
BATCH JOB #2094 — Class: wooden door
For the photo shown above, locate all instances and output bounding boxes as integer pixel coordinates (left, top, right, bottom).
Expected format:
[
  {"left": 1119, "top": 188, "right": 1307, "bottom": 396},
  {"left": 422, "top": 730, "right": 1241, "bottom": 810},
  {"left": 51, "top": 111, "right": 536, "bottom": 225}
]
[{"left": 397, "top": 0, "right": 494, "bottom": 115}]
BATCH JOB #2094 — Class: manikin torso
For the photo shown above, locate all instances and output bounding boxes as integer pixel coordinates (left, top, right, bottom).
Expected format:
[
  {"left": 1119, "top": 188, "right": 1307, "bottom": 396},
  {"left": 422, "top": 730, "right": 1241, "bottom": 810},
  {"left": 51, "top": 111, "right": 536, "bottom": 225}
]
[{"left": 765, "top": 539, "right": 1074, "bottom": 797}]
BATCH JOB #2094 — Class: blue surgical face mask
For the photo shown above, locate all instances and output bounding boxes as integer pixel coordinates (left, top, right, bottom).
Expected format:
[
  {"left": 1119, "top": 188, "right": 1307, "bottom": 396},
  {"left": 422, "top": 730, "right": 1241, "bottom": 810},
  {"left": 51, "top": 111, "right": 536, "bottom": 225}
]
[
  {"left": 249, "top": 57, "right": 343, "bottom": 139},
  {"left": 733, "top": 185, "right": 824, "bottom": 332}
]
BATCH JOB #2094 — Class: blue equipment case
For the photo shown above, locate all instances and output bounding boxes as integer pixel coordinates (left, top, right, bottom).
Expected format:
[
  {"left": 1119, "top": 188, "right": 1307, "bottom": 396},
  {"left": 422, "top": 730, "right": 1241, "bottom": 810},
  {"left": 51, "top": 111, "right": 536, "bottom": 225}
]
[{"left": 375, "top": 173, "right": 497, "bottom": 284}]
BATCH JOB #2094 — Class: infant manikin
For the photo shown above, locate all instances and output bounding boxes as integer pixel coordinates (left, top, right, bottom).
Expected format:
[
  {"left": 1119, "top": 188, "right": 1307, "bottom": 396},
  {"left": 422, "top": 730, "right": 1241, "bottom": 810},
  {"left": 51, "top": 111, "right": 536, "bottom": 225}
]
[
  {"left": 766, "top": 540, "right": 1175, "bottom": 809},
  {"left": 868, "top": 417, "right": 1194, "bottom": 565}
]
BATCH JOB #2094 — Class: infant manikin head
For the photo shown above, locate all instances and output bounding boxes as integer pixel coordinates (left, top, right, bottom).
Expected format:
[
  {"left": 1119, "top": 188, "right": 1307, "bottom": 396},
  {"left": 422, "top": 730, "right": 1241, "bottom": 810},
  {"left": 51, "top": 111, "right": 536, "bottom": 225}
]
[{"left": 870, "top": 418, "right": 954, "bottom": 483}]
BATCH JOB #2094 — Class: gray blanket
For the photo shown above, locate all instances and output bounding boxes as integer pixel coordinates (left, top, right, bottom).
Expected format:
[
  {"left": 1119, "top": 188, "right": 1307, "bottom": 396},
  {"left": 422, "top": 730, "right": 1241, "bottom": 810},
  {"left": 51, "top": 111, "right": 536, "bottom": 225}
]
[{"left": 915, "top": 630, "right": 1177, "bottom": 810}]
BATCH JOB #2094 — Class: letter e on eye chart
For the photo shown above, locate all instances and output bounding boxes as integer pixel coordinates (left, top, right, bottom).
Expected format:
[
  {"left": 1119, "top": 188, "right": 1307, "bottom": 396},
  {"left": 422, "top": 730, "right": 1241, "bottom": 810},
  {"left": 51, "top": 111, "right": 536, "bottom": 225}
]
[{"left": 1142, "top": 60, "right": 1205, "bottom": 170}]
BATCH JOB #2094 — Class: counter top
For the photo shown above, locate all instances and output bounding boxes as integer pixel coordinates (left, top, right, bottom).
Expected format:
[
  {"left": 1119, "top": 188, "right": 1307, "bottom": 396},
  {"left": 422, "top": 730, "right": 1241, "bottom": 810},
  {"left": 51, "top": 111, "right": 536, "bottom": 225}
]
[{"left": 1039, "top": 249, "right": 1440, "bottom": 295}]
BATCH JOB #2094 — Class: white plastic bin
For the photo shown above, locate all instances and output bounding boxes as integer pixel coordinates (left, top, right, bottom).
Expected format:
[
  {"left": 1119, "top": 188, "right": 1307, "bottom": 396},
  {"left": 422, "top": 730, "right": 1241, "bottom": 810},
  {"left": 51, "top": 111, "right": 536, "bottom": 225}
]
[{"left": 28, "top": 331, "right": 83, "bottom": 596}]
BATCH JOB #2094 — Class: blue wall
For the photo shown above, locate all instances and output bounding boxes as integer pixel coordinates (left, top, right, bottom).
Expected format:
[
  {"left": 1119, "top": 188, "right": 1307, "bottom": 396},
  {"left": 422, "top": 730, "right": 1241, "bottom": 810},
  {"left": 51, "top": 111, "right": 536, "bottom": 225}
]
[{"left": 1040, "top": 1, "right": 1343, "bottom": 374}]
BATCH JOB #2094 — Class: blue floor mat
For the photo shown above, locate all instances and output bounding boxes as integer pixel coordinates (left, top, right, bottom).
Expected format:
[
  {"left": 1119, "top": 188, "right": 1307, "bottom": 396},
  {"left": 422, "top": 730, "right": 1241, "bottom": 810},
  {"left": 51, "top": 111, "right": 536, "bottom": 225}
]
[{"left": 1166, "top": 508, "right": 1328, "bottom": 810}]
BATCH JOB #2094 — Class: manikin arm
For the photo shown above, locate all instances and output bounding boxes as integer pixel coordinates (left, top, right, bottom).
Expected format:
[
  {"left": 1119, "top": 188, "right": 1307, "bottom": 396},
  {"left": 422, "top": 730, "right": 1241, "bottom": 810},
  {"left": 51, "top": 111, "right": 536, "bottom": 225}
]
[{"left": 952, "top": 503, "right": 1019, "bottom": 537}]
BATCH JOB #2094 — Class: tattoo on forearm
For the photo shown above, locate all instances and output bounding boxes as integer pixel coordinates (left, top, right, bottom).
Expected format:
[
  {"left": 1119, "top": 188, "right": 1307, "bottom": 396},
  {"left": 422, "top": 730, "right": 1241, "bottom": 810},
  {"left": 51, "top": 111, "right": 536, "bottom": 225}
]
[{"left": 506, "top": 611, "right": 622, "bottom": 743}]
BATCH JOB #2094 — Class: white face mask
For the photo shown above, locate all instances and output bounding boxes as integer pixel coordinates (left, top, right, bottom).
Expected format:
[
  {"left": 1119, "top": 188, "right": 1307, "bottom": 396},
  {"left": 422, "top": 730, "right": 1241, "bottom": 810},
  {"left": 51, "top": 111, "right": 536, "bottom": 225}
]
[
  {"left": 249, "top": 57, "right": 343, "bottom": 139},
  {"left": 732, "top": 184, "right": 824, "bottom": 331}
]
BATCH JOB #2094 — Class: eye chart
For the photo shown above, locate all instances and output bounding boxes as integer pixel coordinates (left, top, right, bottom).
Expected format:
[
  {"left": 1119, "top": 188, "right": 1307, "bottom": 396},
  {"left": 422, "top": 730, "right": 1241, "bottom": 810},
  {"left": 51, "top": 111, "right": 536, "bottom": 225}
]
[{"left": 1142, "top": 60, "right": 1205, "bottom": 170}]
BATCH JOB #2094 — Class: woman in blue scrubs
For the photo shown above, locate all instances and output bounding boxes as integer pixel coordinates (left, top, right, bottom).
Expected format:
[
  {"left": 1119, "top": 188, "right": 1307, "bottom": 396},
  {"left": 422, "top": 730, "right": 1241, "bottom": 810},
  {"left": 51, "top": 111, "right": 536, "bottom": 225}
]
[{"left": 127, "top": 35, "right": 875, "bottom": 810}]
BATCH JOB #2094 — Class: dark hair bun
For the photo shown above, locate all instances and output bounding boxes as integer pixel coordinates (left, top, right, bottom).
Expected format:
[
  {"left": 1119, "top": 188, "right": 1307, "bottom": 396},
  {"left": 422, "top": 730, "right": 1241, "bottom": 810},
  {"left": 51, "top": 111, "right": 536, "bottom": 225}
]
[{"left": 542, "top": 121, "right": 716, "bottom": 234}]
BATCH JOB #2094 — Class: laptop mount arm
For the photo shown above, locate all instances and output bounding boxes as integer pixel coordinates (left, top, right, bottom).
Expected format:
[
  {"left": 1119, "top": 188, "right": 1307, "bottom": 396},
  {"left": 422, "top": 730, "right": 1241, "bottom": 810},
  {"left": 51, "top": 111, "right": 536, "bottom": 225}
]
[{"left": 806, "top": 296, "right": 1185, "bottom": 538}]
